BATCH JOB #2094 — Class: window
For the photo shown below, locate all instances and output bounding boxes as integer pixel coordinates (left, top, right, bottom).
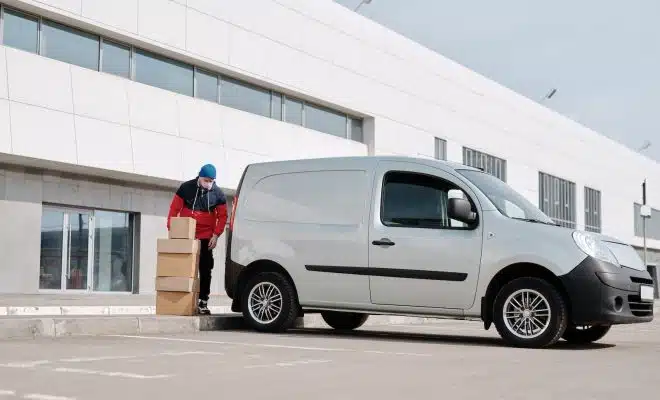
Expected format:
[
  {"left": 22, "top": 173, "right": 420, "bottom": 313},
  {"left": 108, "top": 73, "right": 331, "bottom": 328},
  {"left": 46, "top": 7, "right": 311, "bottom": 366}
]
[
  {"left": 0, "top": 4, "right": 366, "bottom": 142},
  {"left": 381, "top": 171, "right": 472, "bottom": 230},
  {"left": 134, "top": 48, "right": 193, "bottom": 96},
  {"left": 304, "top": 103, "right": 348, "bottom": 138},
  {"left": 220, "top": 76, "right": 271, "bottom": 117},
  {"left": 271, "top": 93, "right": 282, "bottom": 120},
  {"left": 458, "top": 169, "right": 555, "bottom": 224},
  {"left": 2, "top": 8, "right": 38, "bottom": 53},
  {"left": 434, "top": 137, "right": 447, "bottom": 160},
  {"left": 101, "top": 40, "right": 130, "bottom": 78},
  {"left": 39, "top": 207, "right": 135, "bottom": 292},
  {"left": 350, "top": 117, "right": 363, "bottom": 142},
  {"left": 284, "top": 96, "right": 303, "bottom": 125},
  {"left": 195, "top": 68, "right": 218, "bottom": 102},
  {"left": 539, "top": 172, "right": 576, "bottom": 228},
  {"left": 584, "top": 187, "right": 601, "bottom": 233},
  {"left": 41, "top": 20, "right": 99, "bottom": 70},
  {"left": 463, "top": 147, "right": 507, "bottom": 181}
]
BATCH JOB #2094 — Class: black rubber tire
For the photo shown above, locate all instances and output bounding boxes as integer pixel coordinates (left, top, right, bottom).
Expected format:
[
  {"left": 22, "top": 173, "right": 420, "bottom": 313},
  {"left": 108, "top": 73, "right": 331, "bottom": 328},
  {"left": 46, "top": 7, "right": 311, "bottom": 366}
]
[
  {"left": 240, "top": 271, "right": 299, "bottom": 333},
  {"left": 562, "top": 324, "right": 611, "bottom": 344},
  {"left": 493, "top": 277, "right": 568, "bottom": 348},
  {"left": 321, "top": 311, "right": 369, "bottom": 330}
]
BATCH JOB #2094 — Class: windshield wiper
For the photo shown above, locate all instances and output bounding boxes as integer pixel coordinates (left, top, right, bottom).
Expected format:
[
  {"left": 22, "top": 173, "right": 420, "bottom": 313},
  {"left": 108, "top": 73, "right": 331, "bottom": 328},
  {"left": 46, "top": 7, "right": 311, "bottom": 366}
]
[{"left": 512, "top": 217, "right": 558, "bottom": 226}]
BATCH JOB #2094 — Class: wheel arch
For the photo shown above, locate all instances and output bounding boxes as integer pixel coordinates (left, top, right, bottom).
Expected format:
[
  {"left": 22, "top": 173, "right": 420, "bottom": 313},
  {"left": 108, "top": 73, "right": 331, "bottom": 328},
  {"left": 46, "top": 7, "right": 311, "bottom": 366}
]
[
  {"left": 481, "top": 262, "right": 571, "bottom": 329},
  {"left": 231, "top": 259, "right": 301, "bottom": 313}
]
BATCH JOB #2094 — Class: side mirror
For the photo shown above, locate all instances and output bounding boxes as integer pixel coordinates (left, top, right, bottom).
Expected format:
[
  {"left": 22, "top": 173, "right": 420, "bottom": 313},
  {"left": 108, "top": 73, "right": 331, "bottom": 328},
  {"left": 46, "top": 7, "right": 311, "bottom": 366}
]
[{"left": 447, "top": 198, "right": 477, "bottom": 224}]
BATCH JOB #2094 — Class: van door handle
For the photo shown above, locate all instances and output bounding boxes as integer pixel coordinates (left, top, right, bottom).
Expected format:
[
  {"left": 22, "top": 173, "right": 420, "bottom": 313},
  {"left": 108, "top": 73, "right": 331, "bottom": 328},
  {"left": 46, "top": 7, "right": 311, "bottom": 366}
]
[{"left": 372, "top": 238, "right": 395, "bottom": 247}]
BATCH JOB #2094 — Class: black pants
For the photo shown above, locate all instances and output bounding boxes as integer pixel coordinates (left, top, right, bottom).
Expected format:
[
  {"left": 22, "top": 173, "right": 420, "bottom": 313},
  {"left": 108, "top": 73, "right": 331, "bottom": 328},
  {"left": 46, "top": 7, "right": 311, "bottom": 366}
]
[{"left": 198, "top": 238, "right": 214, "bottom": 302}]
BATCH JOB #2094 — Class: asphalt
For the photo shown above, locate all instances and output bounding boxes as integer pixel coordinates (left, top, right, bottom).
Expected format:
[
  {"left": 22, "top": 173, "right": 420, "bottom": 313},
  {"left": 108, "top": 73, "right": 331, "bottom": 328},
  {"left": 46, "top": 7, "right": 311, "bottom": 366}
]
[{"left": 0, "top": 318, "right": 659, "bottom": 399}]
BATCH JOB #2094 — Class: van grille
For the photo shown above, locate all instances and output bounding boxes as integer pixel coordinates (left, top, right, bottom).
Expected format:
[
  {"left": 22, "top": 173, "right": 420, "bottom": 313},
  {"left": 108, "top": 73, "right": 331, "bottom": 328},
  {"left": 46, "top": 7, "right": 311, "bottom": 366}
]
[
  {"left": 630, "top": 276, "right": 654, "bottom": 285},
  {"left": 628, "top": 295, "right": 654, "bottom": 317}
]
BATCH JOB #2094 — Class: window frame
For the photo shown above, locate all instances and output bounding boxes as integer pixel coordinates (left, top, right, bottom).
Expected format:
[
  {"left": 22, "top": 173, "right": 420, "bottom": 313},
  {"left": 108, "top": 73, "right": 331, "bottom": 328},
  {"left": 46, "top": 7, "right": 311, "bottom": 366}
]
[{"left": 379, "top": 170, "right": 479, "bottom": 231}]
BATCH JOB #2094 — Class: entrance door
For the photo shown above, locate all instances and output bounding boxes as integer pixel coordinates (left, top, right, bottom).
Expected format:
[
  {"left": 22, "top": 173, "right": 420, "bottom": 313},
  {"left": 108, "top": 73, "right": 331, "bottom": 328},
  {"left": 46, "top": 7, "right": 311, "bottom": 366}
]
[
  {"left": 368, "top": 161, "right": 484, "bottom": 310},
  {"left": 39, "top": 208, "right": 92, "bottom": 291}
]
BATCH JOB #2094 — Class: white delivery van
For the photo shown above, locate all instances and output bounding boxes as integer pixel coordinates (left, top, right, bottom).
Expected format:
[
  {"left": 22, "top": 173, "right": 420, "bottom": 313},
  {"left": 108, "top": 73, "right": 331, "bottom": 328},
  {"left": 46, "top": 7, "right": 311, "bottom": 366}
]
[{"left": 224, "top": 156, "right": 654, "bottom": 348}]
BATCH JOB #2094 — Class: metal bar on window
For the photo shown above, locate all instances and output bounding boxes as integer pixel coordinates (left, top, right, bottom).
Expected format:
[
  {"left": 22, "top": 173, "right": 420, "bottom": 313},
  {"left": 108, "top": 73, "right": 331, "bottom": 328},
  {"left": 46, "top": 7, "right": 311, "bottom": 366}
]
[
  {"left": 0, "top": 6, "right": 4, "bottom": 45},
  {"left": 98, "top": 37, "right": 103, "bottom": 73},
  {"left": 37, "top": 15, "right": 42, "bottom": 55}
]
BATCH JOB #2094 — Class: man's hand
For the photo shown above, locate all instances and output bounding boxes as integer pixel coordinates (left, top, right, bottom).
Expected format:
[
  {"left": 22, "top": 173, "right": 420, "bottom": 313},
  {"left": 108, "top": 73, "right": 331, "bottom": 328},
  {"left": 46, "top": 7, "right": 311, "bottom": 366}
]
[{"left": 208, "top": 234, "right": 219, "bottom": 250}]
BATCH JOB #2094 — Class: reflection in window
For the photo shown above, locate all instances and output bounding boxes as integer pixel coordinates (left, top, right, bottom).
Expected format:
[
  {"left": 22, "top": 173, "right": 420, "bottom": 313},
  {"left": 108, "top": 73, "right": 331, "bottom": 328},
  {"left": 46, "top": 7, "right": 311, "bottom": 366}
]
[
  {"left": 285, "top": 97, "right": 303, "bottom": 125},
  {"left": 195, "top": 69, "right": 218, "bottom": 102},
  {"left": 271, "top": 93, "right": 282, "bottom": 120},
  {"left": 134, "top": 49, "right": 193, "bottom": 96},
  {"left": 101, "top": 40, "right": 130, "bottom": 78},
  {"left": 350, "top": 118, "right": 363, "bottom": 142},
  {"left": 39, "top": 209, "right": 64, "bottom": 290},
  {"left": 94, "top": 211, "right": 133, "bottom": 292},
  {"left": 305, "top": 103, "right": 347, "bottom": 138},
  {"left": 382, "top": 171, "right": 466, "bottom": 229},
  {"left": 41, "top": 20, "right": 100, "bottom": 70},
  {"left": 220, "top": 77, "right": 271, "bottom": 117},
  {"left": 2, "top": 8, "right": 39, "bottom": 53}
]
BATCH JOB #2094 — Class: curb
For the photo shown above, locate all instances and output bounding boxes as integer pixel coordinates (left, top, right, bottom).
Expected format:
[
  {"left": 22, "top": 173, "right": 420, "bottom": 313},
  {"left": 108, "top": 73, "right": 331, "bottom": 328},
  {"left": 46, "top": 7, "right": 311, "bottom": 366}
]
[
  {"left": 0, "top": 312, "right": 459, "bottom": 340},
  {"left": 0, "top": 305, "right": 232, "bottom": 317}
]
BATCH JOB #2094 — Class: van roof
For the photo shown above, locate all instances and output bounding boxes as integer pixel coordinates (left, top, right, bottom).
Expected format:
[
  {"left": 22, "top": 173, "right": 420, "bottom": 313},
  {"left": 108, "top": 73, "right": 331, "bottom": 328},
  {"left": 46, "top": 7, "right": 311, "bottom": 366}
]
[{"left": 247, "top": 155, "right": 482, "bottom": 173}]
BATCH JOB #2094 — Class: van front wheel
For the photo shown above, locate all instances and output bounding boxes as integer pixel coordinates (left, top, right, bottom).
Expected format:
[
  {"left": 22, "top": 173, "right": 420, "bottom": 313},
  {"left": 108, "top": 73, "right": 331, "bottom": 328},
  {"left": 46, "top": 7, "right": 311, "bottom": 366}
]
[
  {"left": 493, "top": 277, "right": 568, "bottom": 348},
  {"left": 241, "top": 271, "right": 299, "bottom": 333},
  {"left": 321, "top": 311, "right": 369, "bottom": 331}
]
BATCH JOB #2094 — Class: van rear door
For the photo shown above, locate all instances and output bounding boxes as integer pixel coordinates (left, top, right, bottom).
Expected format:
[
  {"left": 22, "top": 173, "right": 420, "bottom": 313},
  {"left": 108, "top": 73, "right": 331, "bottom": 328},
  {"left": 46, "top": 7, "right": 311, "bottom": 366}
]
[{"left": 367, "top": 160, "right": 483, "bottom": 310}]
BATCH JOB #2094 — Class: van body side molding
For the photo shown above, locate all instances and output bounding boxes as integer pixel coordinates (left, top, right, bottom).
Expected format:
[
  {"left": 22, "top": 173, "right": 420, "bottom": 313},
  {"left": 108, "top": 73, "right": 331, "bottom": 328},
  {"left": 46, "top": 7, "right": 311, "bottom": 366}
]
[{"left": 304, "top": 265, "right": 468, "bottom": 282}]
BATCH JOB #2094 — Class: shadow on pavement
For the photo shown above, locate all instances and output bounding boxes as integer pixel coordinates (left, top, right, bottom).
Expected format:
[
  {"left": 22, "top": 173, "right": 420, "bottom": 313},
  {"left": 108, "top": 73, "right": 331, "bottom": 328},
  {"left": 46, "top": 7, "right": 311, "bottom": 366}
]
[{"left": 286, "top": 327, "right": 616, "bottom": 351}]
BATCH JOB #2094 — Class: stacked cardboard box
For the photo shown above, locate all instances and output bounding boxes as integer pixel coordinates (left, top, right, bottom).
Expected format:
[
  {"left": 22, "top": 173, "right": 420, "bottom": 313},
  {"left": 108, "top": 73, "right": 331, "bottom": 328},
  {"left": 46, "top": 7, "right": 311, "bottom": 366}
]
[{"left": 155, "top": 217, "right": 200, "bottom": 316}]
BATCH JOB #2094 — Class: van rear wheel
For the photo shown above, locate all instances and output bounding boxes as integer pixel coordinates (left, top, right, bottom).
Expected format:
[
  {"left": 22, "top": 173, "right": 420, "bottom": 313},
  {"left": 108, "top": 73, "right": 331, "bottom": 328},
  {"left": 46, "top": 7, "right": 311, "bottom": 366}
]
[
  {"left": 321, "top": 311, "right": 369, "bottom": 331},
  {"left": 241, "top": 271, "right": 299, "bottom": 333},
  {"left": 493, "top": 277, "right": 568, "bottom": 348},
  {"left": 562, "top": 324, "right": 611, "bottom": 344}
]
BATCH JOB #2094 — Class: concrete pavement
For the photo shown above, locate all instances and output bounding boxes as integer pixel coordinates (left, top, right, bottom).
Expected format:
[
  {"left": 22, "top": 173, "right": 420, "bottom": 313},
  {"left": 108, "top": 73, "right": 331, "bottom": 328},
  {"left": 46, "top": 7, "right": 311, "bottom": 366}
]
[{"left": 0, "top": 318, "right": 659, "bottom": 399}]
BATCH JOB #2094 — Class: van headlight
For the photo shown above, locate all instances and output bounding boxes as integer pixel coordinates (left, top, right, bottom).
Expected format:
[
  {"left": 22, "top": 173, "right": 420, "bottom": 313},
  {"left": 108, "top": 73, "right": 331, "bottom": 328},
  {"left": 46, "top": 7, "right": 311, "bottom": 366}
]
[{"left": 572, "top": 231, "right": 619, "bottom": 266}]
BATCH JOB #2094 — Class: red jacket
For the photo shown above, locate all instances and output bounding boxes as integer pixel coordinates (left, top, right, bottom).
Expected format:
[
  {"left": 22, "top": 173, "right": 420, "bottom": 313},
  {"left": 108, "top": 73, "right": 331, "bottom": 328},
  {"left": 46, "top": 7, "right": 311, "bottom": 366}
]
[{"left": 167, "top": 178, "right": 228, "bottom": 240}]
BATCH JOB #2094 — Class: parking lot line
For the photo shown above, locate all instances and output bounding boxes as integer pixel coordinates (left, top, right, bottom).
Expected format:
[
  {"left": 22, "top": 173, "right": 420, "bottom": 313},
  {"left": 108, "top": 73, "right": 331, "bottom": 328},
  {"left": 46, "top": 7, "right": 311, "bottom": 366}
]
[
  {"left": 0, "top": 390, "right": 16, "bottom": 396},
  {"left": 108, "top": 334, "right": 434, "bottom": 357},
  {"left": 54, "top": 367, "right": 171, "bottom": 380},
  {"left": 23, "top": 395, "right": 74, "bottom": 400}
]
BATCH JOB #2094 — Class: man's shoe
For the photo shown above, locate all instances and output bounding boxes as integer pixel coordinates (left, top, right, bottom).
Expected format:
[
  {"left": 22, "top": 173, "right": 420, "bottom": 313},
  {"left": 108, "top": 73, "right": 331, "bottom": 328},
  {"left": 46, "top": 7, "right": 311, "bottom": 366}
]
[{"left": 197, "top": 300, "right": 211, "bottom": 315}]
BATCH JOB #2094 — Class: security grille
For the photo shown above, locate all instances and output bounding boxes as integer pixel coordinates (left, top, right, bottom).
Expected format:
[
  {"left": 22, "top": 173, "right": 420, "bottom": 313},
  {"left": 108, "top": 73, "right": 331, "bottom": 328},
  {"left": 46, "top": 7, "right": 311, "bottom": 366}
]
[
  {"left": 539, "top": 172, "right": 576, "bottom": 228},
  {"left": 584, "top": 187, "right": 601, "bottom": 233},
  {"left": 462, "top": 147, "right": 507, "bottom": 181}
]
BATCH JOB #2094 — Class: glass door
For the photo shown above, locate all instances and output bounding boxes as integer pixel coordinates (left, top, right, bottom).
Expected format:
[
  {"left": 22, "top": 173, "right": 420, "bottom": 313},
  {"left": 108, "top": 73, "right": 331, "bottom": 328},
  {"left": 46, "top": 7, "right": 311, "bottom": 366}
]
[
  {"left": 39, "top": 207, "right": 93, "bottom": 291},
  {"left": 65, "top": 210, "right": 92, "bottom": 290}
]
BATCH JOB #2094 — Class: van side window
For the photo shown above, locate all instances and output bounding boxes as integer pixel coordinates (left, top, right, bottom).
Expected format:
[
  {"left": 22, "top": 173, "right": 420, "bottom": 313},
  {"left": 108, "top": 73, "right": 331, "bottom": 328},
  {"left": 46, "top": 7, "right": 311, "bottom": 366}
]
[{"left": 381, "top": 171, "right": 470, "bottom": 229}]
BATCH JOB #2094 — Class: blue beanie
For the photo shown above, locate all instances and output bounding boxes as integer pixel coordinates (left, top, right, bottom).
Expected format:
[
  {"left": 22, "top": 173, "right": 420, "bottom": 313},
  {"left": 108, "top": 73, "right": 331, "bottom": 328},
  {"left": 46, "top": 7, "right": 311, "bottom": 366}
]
[{"left": 198, "top": 164, "right": 216, "bottom": 179}]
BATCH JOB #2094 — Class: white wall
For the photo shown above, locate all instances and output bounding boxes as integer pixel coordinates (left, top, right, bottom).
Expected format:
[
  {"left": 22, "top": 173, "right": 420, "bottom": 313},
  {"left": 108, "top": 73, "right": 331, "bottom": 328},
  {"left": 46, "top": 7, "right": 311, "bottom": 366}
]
[{"left": 0, "top": 0, "right": 658, "bottom": 252}]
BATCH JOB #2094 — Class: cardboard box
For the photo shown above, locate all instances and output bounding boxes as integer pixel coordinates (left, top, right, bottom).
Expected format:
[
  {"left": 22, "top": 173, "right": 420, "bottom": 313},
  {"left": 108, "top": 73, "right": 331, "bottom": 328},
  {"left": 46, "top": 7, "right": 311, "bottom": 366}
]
[
  {"left": 155, "top": 276, "right": 199, "bottom": 293},
  {"left": 156, "top": 291, "right": 198, "bottom": 316},
  {"left": 169, "top": 217, "right": 196, "bottom": 240},
  {"left": 157, "top": 238, "right": 200, "bottom": 254},
  {"left": 156, "top": 252, "right": 199, "bottom": 278}
]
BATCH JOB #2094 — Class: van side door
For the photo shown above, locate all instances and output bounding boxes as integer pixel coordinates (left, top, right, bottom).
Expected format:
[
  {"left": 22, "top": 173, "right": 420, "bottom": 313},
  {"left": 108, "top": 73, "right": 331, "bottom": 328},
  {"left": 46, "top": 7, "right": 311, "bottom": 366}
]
[{"left": 368, "top": 161, "right": 483, "bottom": 310}]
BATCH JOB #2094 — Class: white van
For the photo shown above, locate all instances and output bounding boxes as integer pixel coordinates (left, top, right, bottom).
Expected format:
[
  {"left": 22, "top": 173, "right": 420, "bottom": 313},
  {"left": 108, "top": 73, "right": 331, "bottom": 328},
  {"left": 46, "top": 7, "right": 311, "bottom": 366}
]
[{"left": 224, "top": 156, "right": 654, "bottom": 348}]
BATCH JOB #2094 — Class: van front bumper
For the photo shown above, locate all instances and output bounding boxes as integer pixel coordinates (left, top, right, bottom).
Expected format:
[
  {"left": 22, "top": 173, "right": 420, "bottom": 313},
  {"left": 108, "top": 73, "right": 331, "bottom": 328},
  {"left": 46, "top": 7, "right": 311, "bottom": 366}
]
[{"left": 559, "top": 256, "right": 655, "bottom": 325}]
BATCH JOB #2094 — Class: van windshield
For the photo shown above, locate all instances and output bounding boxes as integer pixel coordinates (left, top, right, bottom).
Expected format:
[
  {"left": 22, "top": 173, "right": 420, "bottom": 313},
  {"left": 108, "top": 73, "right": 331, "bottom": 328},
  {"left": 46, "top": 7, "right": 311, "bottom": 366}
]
[{"left": 457, "top": 169, "right": 557, "bottom": 225}]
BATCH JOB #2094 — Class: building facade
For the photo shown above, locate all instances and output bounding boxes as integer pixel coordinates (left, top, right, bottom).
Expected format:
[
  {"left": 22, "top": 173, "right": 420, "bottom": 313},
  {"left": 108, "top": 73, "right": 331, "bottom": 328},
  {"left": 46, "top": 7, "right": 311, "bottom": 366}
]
[{"left": 0, "top": 0, "right": 658, "bottom": 295}]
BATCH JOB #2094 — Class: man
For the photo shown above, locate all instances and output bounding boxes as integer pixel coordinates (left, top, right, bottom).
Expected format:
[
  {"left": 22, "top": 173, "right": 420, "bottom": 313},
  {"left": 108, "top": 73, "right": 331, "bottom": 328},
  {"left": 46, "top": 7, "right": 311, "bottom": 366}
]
[{"left": 167, "top": 164, "right": 228, "bottom": 315}]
